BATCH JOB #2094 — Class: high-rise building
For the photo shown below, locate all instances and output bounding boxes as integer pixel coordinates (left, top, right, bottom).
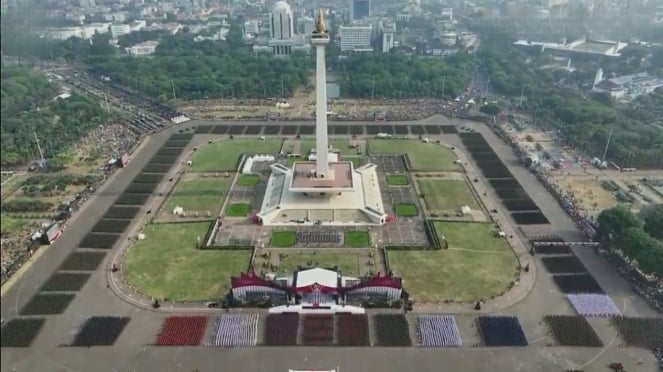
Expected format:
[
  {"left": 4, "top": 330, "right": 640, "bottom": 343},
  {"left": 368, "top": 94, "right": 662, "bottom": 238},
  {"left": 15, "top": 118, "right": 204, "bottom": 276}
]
[
  {"left": 379, "top": 22, "right": 395, "bottom": 53},
  {"left": 350, "top": 0, "right": 370, "bottom": 20},
  {"left": 270, "top": 1, "right": 294, "bottom": 40},
  {"left": 338, "top": 25, "right": 373, "bottom": 52}
]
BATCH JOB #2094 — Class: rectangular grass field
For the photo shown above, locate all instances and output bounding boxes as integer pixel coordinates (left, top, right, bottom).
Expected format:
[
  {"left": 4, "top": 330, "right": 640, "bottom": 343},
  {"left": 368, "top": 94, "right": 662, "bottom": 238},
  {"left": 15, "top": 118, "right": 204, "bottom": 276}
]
[
  {"left": 277, "top": 251, "right": 360, "bottom": 277},
  {"left": 190, "top": 139, "right": 283, "bottom": 172},
  {"left": 369, "top": 140, "right": 460, "bottom": 171},
  {"left": 124, "top": 221, "right": 250, "bottom": 301},
  {"left": 387, "top": 222, "right": 517, "bottom": 302},
  {"left": 418, "top": 179, "right": 480, "bottom": 212},
  {"left": 164, "top": 177, "right": 232, "bottom": 212}
]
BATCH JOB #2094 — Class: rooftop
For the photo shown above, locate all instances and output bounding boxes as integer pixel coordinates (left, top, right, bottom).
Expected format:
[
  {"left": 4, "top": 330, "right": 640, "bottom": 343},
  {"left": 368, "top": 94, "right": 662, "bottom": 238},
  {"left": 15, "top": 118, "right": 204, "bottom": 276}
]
[{"left": 291, "top": 161, "right": 354, "bottom": 190}]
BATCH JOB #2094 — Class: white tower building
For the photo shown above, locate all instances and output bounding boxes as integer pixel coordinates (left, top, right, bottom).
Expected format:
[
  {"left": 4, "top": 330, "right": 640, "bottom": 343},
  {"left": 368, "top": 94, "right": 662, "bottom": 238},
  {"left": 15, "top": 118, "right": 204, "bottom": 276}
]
[
  {"left": 270, "top": 1, "right": 294, "bottom": 40},
  {"left": 311, "top": 14, "right": 330, "bottom": 177}
]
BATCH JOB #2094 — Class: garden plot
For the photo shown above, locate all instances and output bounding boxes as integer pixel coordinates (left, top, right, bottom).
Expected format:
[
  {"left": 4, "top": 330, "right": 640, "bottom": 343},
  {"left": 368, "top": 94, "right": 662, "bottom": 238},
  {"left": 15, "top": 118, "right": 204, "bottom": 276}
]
[
  {"left": 156, "top": 147, "right": 184, "bottom": 157},
  {"left": 124, "top": 182, "right": 158, "bottom": 194},
  {"left": 70, "top": 317, "right": 130, "bottom": 347},
  {"left": 60, "top": 251, "right": 107, "bottom": 271},
  {"left": 104, "top": 206, "right": 140, "bottom": 219},
  {"left": 301, "top": 315, "right": 334, "bottom": 346},
  {"left": 142, "top": 163, "right": 171, "bottom": 173},
  {"left": 336, "top": 314, "right": 370, "bottom": 346},
  {"left": 368, "top": 140, "right": 459, "bottom": 171},
  {"left": 149, "top": 155, "right": 179, "bottom": 165},
  {"left": 418, "top": 179, "right": 480, "bottom": 212},
  {"left": 477, "top": 316, "right": 528, "bottom": 347},
  {"left": 91, "top": 219, "right": 132, "bottom": 234},
  {"left": 553, "top": 274, "right": 604, "bottom": 294},
  {"left": 164, "top": 177, "right": 231, "bottom": 213},
  {"left": 374, "top": 314, "right": 412, "bottom": 347},
  {"left": 567, "top": 294, "right": 621, "bottom": 317},
  {"left": 228, "top": 125, "right": 246, "bottom": 135},
  {"left": 544, "top": 315, "right": 603, "bottom": 347},
  {"left": 265, "top": 314, "right": 299, "bottom": 346},
  {"left": 611, "top": 317, "right": 663, "bottom": 348},
  {"left": 511, "top": 212, "right": 550, "bottom": 225},
  {"left": 503, "top": 199, "right": 540, "bottom": 212},
  {"left": 164, "top": 139, "right": 191, "bottom": 148},
  {"left": 79, "top": 232, "right": 121, "bottom": 249},
  {"left": 41, "top": 272, "right": 91, "bottom": 291},
  {"left": 190, "top": 139, "right": 283, "bottom": 172},
  {"left": 541, "top": 256, "right": 588, "bottom": 274},
  {"left": 155, "top": 316, "right": 208, "bottom": 346},
  {"left": 440, "top": 125, "right": 458, "bottom": 134},
  {"left": 211, "top": 126, "right": 229, "bottom": 134},
  {"left": 195, "top": 125, "right": 213, "bottom": 134},
  {"left": 245, "top": 125, "right": 263, "bottom": 135},
  {"left": 208, "top": 314, "right": 258, "bottom": 347},
  {"left": 115, "top": 193, "right": 150, "bottom": 205},
  {"left": 20, "top": 293, "right": 75, "bottom": 315},
  {"left": 169, "top": 133, "right": 194, "bottom": 140},
  {"left": 417, "top": 315, "right": 462, "bottom": 347},
  {"left": 133, "top": 173, "right": 165, "bottom": 184},
  {"left": 0, "top": 318, "right": 46, "bottom": 347},
  {"left": 264, "top": 125, "right": 280, "bottom": 135}
]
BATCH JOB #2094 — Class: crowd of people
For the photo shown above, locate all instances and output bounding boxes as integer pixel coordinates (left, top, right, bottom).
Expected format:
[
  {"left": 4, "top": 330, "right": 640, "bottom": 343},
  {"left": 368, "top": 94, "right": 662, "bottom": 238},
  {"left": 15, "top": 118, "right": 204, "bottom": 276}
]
[{"left": 487, "top": 119, "right": 662, "bottom": 312}]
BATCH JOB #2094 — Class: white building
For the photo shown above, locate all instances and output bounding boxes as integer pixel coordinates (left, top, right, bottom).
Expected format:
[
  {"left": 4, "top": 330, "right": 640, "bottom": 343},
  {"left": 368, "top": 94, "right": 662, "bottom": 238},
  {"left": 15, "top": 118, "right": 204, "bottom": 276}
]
[
  {"left": 270, "top": 1, "right": 294, "bottom": 40},
  {"left": 37, "top": 23, "right": 110, "bottom": 40},
  {"left": 338, "top": 25, "right": 373, "bottom": 52},
  {"left": 378, "top": 22, "right": 395, "bottom": 53},
  {"left": 244, "top": 20, "right": 260, "bottom": 35},
  {"left": 299, "top": 16, "right": 315, "bottom": 36},
  {"left": 111, "top": 23, "right": 131, "bottom": 38},
  {"left": 125, "top": 40, "right": 159, "bottom": 56},
  {"left": 593, "top": 72, "right": 663, "bottom": 100},
  {"left": 441, "top": 7, "right": 453, "bottom": 21},
  {"left": 79, "top": 0, "right": 95, "bottom": 8}
]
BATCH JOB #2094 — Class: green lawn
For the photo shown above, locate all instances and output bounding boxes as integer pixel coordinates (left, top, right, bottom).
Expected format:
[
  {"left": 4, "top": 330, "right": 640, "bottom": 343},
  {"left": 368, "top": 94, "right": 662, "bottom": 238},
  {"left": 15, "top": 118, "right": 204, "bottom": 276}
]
[
  {"left": 388, "top": 222, "right": 517, "bottom": 302},
  {"left": 237, "top": 174, "right": 260, "bottom": 187},
  {"left": 344, "top": 156, "right": 363, "bottom": 169},
  {"left": 345, "top": 231, "right": 370, "bottom": 247},
  {"left": 0, "top": 214, "right": 25, "bottom": 235},
  {"left": 418, "top": 179, "right": 480, "bottom": 212},
  {"left": 394, "top": 203, "right": 418, "bottom": 217},
  {"left": 165, "top": 177, "right": 231, "bottom": 212},
  {"left": 124, "top": 221, "right": 249, "bottom": 301},
  {"left": 387, "top": 175, "right": 409, "bottom": 186},
  {"left": 277, "top": 251, "right": 361, "bottom": 276},
  {"left": 190, "top": 139, "right": 283, "bottom": 172},
  {"left": 225, "top": 203, "right": 251, "bottom": 217},
  {"left": 271, "top": 231, "right": 297, "bottom": 247},
  {"left": 368, "top": 139, "right": 460, "bottom": 171}
]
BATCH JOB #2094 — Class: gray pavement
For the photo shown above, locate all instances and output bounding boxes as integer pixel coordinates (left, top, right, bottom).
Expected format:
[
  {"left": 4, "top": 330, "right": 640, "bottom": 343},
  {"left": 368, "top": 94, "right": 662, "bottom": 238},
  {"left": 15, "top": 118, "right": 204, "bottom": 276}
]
[{"left": 1, "top": 117, "right": 661, "bottom": 372}]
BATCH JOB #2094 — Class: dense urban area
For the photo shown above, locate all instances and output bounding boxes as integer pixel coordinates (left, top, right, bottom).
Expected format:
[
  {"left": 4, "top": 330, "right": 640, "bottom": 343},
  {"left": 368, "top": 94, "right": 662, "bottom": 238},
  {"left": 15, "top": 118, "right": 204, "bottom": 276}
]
[{"left": 1, "top": 0, "right": 662, "bottom": 370}]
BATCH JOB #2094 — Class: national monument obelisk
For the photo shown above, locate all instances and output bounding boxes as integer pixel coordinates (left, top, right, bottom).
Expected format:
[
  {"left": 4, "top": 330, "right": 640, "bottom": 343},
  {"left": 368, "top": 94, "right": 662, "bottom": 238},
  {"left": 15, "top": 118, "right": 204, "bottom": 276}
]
[{"left": 311, "top": 9, "right": 330, "bottom": 178}]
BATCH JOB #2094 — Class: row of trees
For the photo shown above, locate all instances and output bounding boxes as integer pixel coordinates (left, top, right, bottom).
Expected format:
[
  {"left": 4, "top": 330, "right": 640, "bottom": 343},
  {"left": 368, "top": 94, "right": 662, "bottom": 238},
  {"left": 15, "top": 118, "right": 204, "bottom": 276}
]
[
  {"left": 1, "top": 67, "right": 107, "bottom": 166},
  {"left": 335, "top": 52, "right": 475, "bottom": 99},
  {"left": 596, "top": 205, "right": 663, "bottom": 277},
  {"left": 473, "top": 23, "right": 663, "bottom": 169}
]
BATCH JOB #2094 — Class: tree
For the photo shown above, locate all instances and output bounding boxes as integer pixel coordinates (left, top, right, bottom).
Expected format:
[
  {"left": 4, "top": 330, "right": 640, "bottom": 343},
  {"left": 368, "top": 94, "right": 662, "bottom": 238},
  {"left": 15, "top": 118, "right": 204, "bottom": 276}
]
[
  {"left": 226, "top": 18, "right": 244, "bottom": 51},
  {"left": 643, "top": 204, "right": 663, "bottom": 240},
  {"left": 596, "top": 205, "right": 640, "bottom": 241},
  {"left": 634, "top": 243, "right": 663, "bottom": 277},
  {"left": 480, "top": 103, "right": 501, "bottom": 115}
]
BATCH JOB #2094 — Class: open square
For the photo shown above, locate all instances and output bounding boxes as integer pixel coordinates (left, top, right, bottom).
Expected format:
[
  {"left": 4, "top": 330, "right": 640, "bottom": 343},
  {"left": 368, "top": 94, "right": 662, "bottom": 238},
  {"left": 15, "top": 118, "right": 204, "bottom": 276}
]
[
  {"left": 394, "top": 203, "right": 418, "bottom": 216},
  {"left": 417, "top": 315, "right": 463, "bottom": 347},
  {"left": 208, "top": 314, "right": 259, "bottom": 347},
  {"left": 387, "top": 222, "right": 518, "bottom": 302},
  {"left": 544, "top": 315, "right": 603, "bottom": 347},
  {"left": 271, "top": 231, "right": 297, "bottom": 247},
  {"left": 386, "top": 174, "right": 409, "bottom": 186},
  {"left": 225, "top": 203, "right": 251, "bottom": 217},
  {"left": 164, "top": 176, "right": 231, "bottom": 212},
  {"left": 369, "top": 140, "right": 460, "bottom": 171},
  {"left": 190, "top": 139, "right": 283, "bottom": 172},
  {"left": 276, "top": 251, "right": 361, "bottom": 277},
  {"left": 124, "top": 222, "right": 250, "bottom": 301},
  {"left": 70, "top": 317, "right": 131, "bottom": 347},
  {"left": 0, "top": 318, "right": 46, "bottom": 347},
  {"left": 344, "top": 230, "right": 370, "bottom": 247},
  {"left": 477, "top": 316, "right": 528, "bottom": 347},
  {"left": 418, "top": 179, "right": 480, "bottom": 212}
]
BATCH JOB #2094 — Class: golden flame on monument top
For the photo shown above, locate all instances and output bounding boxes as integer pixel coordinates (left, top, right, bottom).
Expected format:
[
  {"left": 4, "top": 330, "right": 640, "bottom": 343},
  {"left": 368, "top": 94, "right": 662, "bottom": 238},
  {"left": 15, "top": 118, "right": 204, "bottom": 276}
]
[{"left": 315, "top": 8, "right": 327, "bottom": 34}]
